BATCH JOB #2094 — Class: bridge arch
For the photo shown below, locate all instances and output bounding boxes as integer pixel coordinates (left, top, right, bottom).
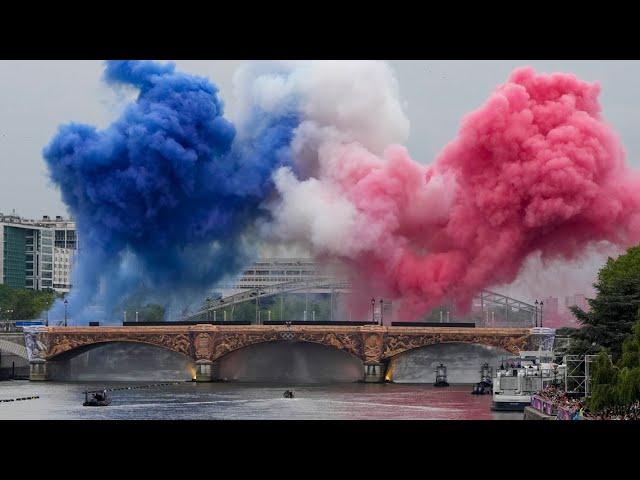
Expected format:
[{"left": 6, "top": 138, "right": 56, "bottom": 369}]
[
  {"left": 47, "top": 339, "right": 193, "bottom": 362},
  {"left": 43, "top": 332, "right": 193, "bottom": 361},
  {"left": 381, "top": 332, "right": 526, "bottom": 361},
  {"left": 387, "top": 341, "right": 513, "bottom": 384},
  {"left": 209, "top": 331, "right": 364, "bottom": 364},
  {"left": 214, "top": 340, "right": 364, "bottom": 383},
  {"left": 45, "top": 340, "right": 197, "bottom": 382},
  {"left": 0, "top": 339, "right": 29, "bottom": 360}
]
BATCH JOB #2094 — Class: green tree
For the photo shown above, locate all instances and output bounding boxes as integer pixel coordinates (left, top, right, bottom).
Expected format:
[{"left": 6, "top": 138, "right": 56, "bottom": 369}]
[
  {"left": 568, "top": 245, "right": 640, "bottom": 360},
  {"left": 0, "top": 284, "right": 59, "bottom": 320},
  {"left": 588, "top": 351, "right": 619, "bottom": 411},
  {"left": 587, "top": 320, "right": 640, "bottom": 411}
]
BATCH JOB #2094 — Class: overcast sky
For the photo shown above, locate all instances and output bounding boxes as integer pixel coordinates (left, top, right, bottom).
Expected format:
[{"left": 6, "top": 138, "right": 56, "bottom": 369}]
[{"left": 2, "top": 60, "right": 639, "bottom": 219}]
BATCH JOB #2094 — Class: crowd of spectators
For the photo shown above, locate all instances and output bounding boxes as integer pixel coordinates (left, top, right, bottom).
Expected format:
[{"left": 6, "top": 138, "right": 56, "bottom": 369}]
[
  {"left": 594, "top": 401, "right": 640, "bottom": 420},
  {"left": 537, "top": 385, "right": 586, "bottom": 418},
  {"left": 536, "top": 385, "right": 640, "bottom": 420}
]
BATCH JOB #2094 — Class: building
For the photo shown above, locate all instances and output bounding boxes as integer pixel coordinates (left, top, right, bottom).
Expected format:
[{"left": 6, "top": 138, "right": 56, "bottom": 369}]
[
  {"left": 39, "top": 216, "right": 77, "bottom": 293},
  {"left": 541, "top": 296, "right": 559, "bottom": 315},
  {"left": 0, "top": 213, "right": 76, "bottom": 293},
  {"left": 565, "top": 293, "right": 588, "bottom": 312},
  {"left": 214, "top": 257, "right": 342, "bottom": 297}
]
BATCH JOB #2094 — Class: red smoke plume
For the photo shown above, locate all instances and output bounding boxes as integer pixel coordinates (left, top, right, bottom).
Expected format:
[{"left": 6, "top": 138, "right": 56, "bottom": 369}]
[{"left": 325, "top": 67, "right": 640, "bottom": 319}]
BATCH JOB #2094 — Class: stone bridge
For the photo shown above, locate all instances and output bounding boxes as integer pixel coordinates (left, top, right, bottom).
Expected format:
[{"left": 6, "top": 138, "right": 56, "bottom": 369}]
[
  {"left": 0, "top": 334, "right": 29, "bottom": 360},
  {"left": 23, "top": 325, "right": 549, "bottom": 382}
]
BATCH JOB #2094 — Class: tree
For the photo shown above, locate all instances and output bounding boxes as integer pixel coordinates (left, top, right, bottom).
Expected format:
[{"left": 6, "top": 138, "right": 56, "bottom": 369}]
[
  {"left": 588, "top": 352, "right": 619, "bottom": 411},
  {"left": 0, "top": 284, "right": 59, "bottom": 320},
  {"left": 587, "top": 320, "right": 640, "bottom": 411},
  {"left": 568, "top": 245, "right": 640, "bottom": 360}
]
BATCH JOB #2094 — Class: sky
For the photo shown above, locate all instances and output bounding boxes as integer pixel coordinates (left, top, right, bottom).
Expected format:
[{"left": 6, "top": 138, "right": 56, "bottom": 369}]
[{"left": 1, "top": 60, "right": 639, "bottom": 303}]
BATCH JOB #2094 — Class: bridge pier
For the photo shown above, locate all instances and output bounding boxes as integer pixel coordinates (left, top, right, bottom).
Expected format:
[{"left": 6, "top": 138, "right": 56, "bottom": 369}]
[
  {"left": 363, "top": 363, "right": 386, "bottom": 383},
  {"left": 195, "top": 360, "right": 221, "bottom": 382},
  {"left": 29, "top": 359, "right": 49, "bottom": 381}
]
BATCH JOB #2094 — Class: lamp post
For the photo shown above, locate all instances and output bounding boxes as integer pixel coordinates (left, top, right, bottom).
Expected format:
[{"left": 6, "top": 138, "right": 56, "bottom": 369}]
[
  {"left": 371, "top": 298, "right": 375, "bottom": 323},
  {"left": 534, "top": 300, "right": 539, "bottom": 327},
  {"left": 64, "top": 299, "right": 68, "bottom": 327},
  {"left": 540, "top": 301, "right": 544, "bottom": 328}
]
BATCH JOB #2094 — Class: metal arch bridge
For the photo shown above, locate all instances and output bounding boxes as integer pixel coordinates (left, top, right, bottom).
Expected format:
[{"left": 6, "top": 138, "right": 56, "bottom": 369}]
[
  {"left": 186, "top": 277, "right": 352, "bottom": 320},
  {"left": 184, "top": 277, "right": 536, "bottom": 322}
]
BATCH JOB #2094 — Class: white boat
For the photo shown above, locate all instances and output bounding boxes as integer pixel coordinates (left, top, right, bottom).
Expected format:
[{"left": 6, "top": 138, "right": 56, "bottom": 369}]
[{"left": 491, "top": 350, "right": 564, "bottom": 411}]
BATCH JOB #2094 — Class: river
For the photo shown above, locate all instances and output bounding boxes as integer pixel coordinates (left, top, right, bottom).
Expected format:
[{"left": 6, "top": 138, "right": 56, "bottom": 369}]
[{"left": 0, "top": 381, "right": 522, "bottom": 420}]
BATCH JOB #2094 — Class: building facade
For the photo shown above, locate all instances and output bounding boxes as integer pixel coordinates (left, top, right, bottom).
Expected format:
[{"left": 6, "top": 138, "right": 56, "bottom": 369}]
[
  {"left": 541, "top": 296, "right": 559, "bottom": 315},
  {"left": 213, "top": 258, "right": 335, "bottom": 298},
  {"left": 565, "top": 293, "right": 588, "bottom": 312},
  {"left": 0, "top": 213, "right": 76, "bottom": 293}
]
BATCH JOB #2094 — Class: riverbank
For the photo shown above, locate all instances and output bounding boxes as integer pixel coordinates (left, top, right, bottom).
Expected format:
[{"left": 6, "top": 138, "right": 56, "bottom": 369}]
[{"left": 523, "top": 406, "right": 555, "bottom": 420}]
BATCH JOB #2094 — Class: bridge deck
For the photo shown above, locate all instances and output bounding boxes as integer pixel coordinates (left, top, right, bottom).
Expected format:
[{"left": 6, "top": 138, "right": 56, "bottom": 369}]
[{"left": 34, "top": 325, "right": 532, "bottom": 335}]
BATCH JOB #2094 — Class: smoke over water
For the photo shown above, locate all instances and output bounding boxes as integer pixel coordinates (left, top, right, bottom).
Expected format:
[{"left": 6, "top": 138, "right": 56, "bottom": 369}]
[
  {"left": 266, "top": 65, "right": 640, "bottom": 319},
  {"left": 44, "top": 60, "right": 298, "bottom": 323},
  {"left": 45, "top": 61, "right": 640, "bottom": 323}
]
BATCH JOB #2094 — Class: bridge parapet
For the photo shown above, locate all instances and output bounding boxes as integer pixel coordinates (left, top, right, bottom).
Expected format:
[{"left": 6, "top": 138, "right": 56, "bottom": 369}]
[{"left": 22, "top": 325, "right": 544, "bottom": 381}]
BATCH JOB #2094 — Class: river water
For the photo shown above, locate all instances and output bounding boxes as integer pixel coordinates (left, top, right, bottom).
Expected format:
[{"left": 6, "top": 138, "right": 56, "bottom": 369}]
[{"left": 0, "top": 381, "right": 522, "bottom": 420}]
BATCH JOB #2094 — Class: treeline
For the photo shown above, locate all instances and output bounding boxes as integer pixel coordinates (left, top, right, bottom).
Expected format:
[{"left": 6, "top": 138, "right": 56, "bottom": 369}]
[
  {"left": 0, "top": 284, "right": 60, "bottom": 320},
  {"left": 563, "top": 245, "right": 640, "bottom": 411},
  {"left": 588, "top": 321, "right": 640, "bottom": 411},
  {"left": 115, "top": 292, "right": 165, "bottom": 322}
]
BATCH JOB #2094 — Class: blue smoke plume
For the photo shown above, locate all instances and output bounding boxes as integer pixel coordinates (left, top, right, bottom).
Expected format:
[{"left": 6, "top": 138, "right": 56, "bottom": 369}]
[{"left": 44, "top": 60, "right": 299, "bottom": 324}]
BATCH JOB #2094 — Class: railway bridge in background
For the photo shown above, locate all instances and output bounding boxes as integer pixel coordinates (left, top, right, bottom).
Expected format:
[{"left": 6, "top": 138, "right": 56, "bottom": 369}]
[{"left": 23, "top": 324, "right": 553, "bottom": 382}]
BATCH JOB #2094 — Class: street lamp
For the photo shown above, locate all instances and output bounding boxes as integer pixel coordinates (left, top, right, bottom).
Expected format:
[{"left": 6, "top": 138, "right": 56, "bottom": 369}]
[
  {"left": 64, "top": 299, "right": 68, "bottom": 327},
  {"left": 371, "top": 298, "right": 375, "bottom": 323}
]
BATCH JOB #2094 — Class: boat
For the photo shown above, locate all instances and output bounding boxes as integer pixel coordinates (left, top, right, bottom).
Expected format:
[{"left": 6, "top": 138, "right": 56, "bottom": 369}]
[
  {"left": 83, "top": 390, "right": 112, "bottom": 407},
  {"left": 433, "top": 363, "right": 449, "bottom": 387},
  {"left": 491, "top": 351, "right": 564, "bottom": 411},
  {"left": 283, "top": 390, "right": 295, "bottom": 399},
  {"left": 471, "top": 362, "right": 493, "bottom": 395}
]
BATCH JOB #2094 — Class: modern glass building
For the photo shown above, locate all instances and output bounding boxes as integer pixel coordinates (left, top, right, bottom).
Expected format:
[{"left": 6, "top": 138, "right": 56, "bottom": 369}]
[{"left": 0, "top": 213, "right": 76, "bottom": 292}]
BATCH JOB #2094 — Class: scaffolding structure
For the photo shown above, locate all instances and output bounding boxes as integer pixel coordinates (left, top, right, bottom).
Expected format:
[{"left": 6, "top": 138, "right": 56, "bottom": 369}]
[{"left": 563, "top": 354, "right": 605, "bottom": 398}]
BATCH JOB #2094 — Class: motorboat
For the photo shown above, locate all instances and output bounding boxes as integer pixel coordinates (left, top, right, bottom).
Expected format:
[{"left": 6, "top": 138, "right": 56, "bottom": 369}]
[
  {"left": 471, "top": 362, "right": 493, "bottom": 395},
  {"left": 83, "top": 389, "right": 112, "bottom": 407}
]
